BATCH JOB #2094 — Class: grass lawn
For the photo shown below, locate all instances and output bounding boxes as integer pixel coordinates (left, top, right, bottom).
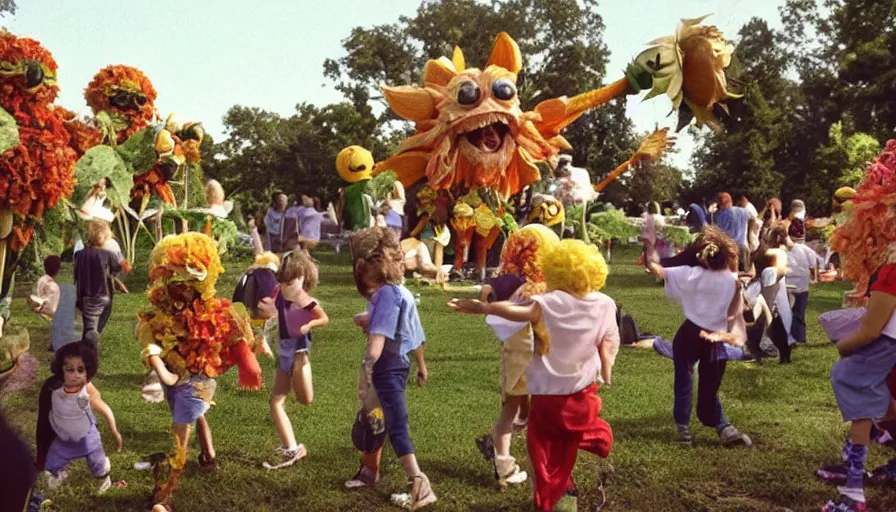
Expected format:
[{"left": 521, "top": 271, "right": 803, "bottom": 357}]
[{"left": 3, "top": 244, "right": 893, "bottom": 511}]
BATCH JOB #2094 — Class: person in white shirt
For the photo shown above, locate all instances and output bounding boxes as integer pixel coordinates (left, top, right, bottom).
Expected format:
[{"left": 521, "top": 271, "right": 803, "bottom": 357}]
[
  {"left": 644, "top": 226, "right": 752, "bottom": 448},
  {"left": 783, "top": 232, "right": 824, "bottom": 343},
  {"left": 737, "top": 194, "right": 761, "bottom": 253}
]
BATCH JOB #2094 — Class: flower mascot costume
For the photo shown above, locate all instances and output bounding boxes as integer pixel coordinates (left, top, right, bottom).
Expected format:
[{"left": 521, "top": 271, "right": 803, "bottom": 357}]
[
  {"left": 137, "top": 233, "right": 263, "bottom": 508},
  {"left": 475, "top": 223, "right": 559, "bottom": 487},
  {"left": 0, "top": 30, "right": 77, "bottom": 356},
  {"left": 373, "top": 14, "right": 742, "bottom": 278},
  {"left": 336, "top": 145, "right": 375, "bottom": 232}
]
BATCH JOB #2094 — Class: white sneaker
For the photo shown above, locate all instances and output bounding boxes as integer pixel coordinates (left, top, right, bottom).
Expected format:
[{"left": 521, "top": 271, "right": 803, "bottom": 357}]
[
  {"left": 96, "top": 475, "right": 112, "bottom": 495},
  {"left": 262, "top": 444, "right": 306, "bottom": 470},
  {"left": 46, "top": 469, "right": 69, "bottom": 490}
]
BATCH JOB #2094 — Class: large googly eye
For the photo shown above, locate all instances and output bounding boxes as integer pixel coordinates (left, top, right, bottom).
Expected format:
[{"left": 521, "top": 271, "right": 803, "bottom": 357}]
[
  {"left": 134, "top": 95, "right": 148, "bottom": 106},
  {"left": 24, "top": 61, "right": 45, "bottom": 89},
  {"left": 492, "top": 78, "right": 516, "bottom": 101},
  {"left": 457, "top": 81, "right": 481, "bottom": 106}
]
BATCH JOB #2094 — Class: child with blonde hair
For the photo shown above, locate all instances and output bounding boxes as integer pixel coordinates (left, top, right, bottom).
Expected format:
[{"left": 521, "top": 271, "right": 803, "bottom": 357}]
[
  {"left": 257, "top": 250, "right": 329, "bottom": 469},
  {"left": 451, "top": 239, "right": 619, "bottom": 511},
  {"left": 474, "top": 224, "right": 559, "bottom": 487},
  {"left": 345, "top": 227, "right": 435, "bottom": 509}
]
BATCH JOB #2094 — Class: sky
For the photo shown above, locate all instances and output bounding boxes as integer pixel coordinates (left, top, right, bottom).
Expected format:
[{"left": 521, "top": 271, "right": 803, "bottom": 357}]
[{"left": 6, "top": 0, "right": 786, "bottom": 170}]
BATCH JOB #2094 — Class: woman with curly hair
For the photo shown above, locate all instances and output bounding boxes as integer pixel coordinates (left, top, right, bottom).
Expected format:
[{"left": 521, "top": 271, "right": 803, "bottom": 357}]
[{"left": 645, "top": 226, "right": 752, "bottom": 447}]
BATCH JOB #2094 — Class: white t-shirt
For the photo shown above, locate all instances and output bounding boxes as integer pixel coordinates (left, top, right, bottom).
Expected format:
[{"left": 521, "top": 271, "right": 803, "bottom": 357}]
[
  {"left": 787, "top": 243, "right": 823, "bottom": 293},
  {"left": 527, "top": 290, "right": 619, "bottom": 395},
  {"left": 664, "top": 266, "right": 738, "bottom": 332}
]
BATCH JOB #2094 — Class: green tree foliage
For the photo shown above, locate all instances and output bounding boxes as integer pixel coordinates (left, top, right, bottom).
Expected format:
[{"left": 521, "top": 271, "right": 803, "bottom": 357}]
[
  {"left": 0, "top": 0, "right": 15, "bottom": 16},
  {"left": 685, "top": 3, "right": 896, "bottom": 215}
]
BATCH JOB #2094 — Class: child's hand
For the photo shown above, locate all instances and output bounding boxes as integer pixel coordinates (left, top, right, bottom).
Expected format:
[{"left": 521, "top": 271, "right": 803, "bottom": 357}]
[
  {"left": 260, "top": 338, "right": 274, "bottom": 358},
  {"left": 258, "top": 297, "right": 277, "bottom": 319},
  {"left": 353, "top": 312, "right": 370, "bottom": 332},
  {"left": 300, "top": 324, "right": 311, "bottom": 336},
  {"left": 121, "top": 260, "right": 132, "bottom": 274},
  {"left": 447, "top": 298, "right": 487, "bottom": 314},
  {"left": 416, "top": 365, "right": 429, "bottom": 387},
  {"left": 113, "top": 429, "right": 123, "bottom": 452},
  {"left": 699, "top": 330, "right": 732, "bottom": 344}
]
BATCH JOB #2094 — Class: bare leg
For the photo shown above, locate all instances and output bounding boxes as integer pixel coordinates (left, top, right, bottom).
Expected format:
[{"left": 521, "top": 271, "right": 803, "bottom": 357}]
[
  {"left": 292, "top": 353, "right": 314, "bottom": 406},
  {"left": 270, "top": 369, "right": 297, "bottom": 450},
  {"left": 196, "top": 415, "right": 215, "bottom": 460},
  {"left": 493, "top": 396, "right": 523, "bottom": 457},
  {"left": 850, "top": 418, "right": 873, "bottom": 445}
]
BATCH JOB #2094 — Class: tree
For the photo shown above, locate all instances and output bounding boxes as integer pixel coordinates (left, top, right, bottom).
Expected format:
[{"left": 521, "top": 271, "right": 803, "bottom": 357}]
[{"left": 0, "top": 1, "right": 15, "bottom": 16}]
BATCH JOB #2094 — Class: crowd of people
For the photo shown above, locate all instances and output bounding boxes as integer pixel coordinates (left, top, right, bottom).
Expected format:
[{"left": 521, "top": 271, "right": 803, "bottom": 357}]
[{"left": 3, "top": 178, "right": 895, "bottom": 512}]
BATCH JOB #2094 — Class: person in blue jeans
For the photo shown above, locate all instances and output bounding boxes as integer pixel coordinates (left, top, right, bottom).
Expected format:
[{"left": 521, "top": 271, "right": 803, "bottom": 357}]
[
  {"left": 345, "top": 227, "right": 435, "bottom": 510},
  {"left": 645, "top": 226, "right": 752, "bottom": 447}
]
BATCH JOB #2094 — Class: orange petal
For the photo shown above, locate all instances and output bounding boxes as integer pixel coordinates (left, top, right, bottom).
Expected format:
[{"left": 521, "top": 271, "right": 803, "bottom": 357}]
[
  {"left": 382, "top": 86, "right": 437, "bottom": 122},
  {"left": 486, "top": 32, "right": 522, "bottom": 74},
  {"left": 375, "top": 152, "right": 430, "bottom": 188}
]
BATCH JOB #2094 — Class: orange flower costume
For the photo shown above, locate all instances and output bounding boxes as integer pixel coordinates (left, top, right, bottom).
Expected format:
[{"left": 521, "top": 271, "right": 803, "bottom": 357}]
[
  {"left": 0, "top": 30, "right": 76, "bottom": 334},
  {"left": 137, "top": 233, "right": 262, "bottom": 505},
  {"left": 373, "top": 17, "right": 737, "bottom": 273}
]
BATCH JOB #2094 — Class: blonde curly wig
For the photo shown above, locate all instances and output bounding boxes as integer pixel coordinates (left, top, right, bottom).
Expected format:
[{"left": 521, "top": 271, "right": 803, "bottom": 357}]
[{"left": 541, "top": 239, "right": 609, "bottom": 298}]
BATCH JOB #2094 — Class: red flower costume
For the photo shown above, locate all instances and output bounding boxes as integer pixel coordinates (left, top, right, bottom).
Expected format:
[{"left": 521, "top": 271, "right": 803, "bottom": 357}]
[{"left": 0, "top": 31, "right": 76, "bottom": 326}]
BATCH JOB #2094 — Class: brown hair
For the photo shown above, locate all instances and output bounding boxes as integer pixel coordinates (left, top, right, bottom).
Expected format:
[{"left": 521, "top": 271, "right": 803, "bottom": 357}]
[
  {"left": 276, "top": 249, "right": 319, "bottom": 291},
  {"left": 86, "top": 219, "right": 112, "bottom": 247},
  {"left": 766, "top": 225, "right": 789, "bottom": 249},
  {"left": 717, "top": 192, "right": 733, "bottom": 209},
  {"left": 693, "top": 225, "right": 738, "bottom": 271},
  {"left": 350, "top": 227, "right": 404, "bottom": 298}
]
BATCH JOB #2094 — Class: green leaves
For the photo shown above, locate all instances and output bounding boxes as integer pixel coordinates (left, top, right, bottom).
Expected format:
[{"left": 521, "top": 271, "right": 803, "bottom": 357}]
[
  {"left": 0, "top": 107, "right": 19, "bottom": 154},
  {"left": 72, "top": 145, "right": 134, "bottom": 206},
  {"left": 117, "top": 128, "right": 158, "bottom": 175}
]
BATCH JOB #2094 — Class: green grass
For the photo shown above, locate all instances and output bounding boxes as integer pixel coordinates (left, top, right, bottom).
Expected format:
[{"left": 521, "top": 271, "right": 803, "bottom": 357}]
[{"left": 3, "top": 245, "right": 893, "bottom": 511}]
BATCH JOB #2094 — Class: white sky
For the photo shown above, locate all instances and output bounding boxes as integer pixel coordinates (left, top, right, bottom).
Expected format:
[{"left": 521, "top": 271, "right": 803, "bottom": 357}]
[{"left": 6, "top": 0, "right": 785, "bottom": 170}]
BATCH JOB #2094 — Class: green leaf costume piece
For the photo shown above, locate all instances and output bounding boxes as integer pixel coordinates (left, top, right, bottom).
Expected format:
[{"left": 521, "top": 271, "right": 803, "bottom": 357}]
[
  {"left": 72, "top": 146, "right": 135, "bottom": 206},
  {"left": 343, "top": 180, "right": 371, "bottom": 231},
  {"left": 0, "top": 107, "right": 19, "bottom": 154}
]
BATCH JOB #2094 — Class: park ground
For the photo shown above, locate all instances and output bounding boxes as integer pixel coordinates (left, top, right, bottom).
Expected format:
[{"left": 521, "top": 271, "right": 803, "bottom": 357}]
[{"left": 3, "top": 245, "right": 895, "bottom": 511}]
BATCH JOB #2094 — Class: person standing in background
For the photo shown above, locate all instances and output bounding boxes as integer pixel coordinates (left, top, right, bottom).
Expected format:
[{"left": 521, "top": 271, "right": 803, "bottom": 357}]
[
  {"left": 265, "top": 193, "right": 288, "bottom": 253},
  {"left": 713, "top": 192, "right": 751, "bottom": 272},
  {"left": 737, "top": 194, "right": 761, "bottom": 254}
]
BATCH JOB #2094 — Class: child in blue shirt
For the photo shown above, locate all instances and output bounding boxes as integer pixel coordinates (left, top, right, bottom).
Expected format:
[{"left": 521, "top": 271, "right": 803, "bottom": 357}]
[{"left": 345, "top": 227, "right": 435, "bottom": 509}]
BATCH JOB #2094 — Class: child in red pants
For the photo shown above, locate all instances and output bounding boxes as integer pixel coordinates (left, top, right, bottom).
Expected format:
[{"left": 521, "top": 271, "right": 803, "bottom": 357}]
[{"left": 451, "top": 239, "right": 619, "bottom": 511}]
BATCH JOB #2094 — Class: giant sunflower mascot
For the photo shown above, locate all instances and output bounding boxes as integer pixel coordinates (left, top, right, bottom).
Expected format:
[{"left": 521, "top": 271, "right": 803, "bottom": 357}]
[
  {"left": 137, "top": 233, "right": 265, "bottom": 508},
  {"left": 0, "top": 30, "right": 77, "bottom": 364},
  {"left": 375, "top": 16, "right": 738, "bottom": 277}
]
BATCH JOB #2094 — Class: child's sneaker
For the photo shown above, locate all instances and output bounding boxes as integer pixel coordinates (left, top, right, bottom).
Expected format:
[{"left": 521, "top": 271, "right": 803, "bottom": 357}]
[
  {"left": 198, "top": 452, "right": 217, "bottom": 474},
  {"left": 869, "top": 457, "right": 896, "bottom": 485},
  {"left": 344, "top": 464, "right": 379, "bottom": 489},
  {"left": 96, "top": 475, "right": 111, "bottom": 495},
  {"left": 262, "top": 444, "right": 306, "bottom": 470},
  {"left": 475, "top": 434, "right": 495, "bottom": 461},
  {"left": 719, "top": 425, "right": 752, "bottom": 447},
  {"left": 45, "top": 469, "right": 69, "bottom": 490},
  {"left": 816, "top": 464, "right": 849, "bottom": 486},
  {"left": 822, "top": 495, "right": 868, "bottom": 512},
  {"left": 676, "top": 424, "right": 693, "bottom": 445},
  {"left": 494, "top": 455, "right": 527, "bottom": 487},
  {"left": 408, "top": 473, "right": 437, "bottom": 509}
]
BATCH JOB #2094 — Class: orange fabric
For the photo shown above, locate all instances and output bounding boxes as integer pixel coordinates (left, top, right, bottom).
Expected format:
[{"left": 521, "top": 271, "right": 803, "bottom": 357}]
[
  {"left": 527, "top": 383, "right": 613, "bottom": 511},
  {"left": 232, "top": 341, "right": 262, "bottom": 390}
]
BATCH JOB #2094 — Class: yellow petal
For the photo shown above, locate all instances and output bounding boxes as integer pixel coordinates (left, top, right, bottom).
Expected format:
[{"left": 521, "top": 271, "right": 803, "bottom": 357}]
[
  {"left": 485, "top": 32, "right": 522, "bottom": 74},
  {"left": 452, "top": 46, "right": 466, "bottom": 71},
  {"left": 423, "top": 57, "right": 457, "bottom": 87},
  {"left": 382, "top": 86, "right": 436, "bottom": 122},
  {"left": 374, "top": 151, "right": 430, "bottom": 188}
]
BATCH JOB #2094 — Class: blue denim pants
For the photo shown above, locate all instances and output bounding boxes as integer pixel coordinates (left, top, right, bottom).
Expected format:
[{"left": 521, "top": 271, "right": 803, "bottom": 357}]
[
  {"left": 791, "top": 292, "right": 809, "bottom": 343},
  {"left": 372, "top": 355, "right": 414, "bottom": 457},
  {"left": 672, "top": 320, "right": 730, "bottom": 431}
]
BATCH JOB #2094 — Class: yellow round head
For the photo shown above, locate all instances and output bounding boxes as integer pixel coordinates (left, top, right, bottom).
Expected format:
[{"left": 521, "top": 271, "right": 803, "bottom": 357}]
[
  {"left": 540, "top": 239, "right": 609, "bottom": 298},
  {"left": 336, "top": 145, "right": 375, "bottom": 183},
  {"left": 500, "top": 224, "right": 561, "bottom": 284}
]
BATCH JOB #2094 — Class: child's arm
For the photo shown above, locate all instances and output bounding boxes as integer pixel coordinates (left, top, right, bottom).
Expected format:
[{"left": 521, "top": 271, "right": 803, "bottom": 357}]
[
  {"left": 87, "top": 383, "right": 122, "bottom": 452},
  {"left": 299, "top": 304, "right": 329, "bottom": 335},
  {"left": 353, "top": 311, "right": 370, "bottom": 333},
  {"left": 599, "top": 331, "right": 620, "bottom": 387},
  {"left": 645, "top": 260, "right": 665, "bottom": 279},
  {"left": 145, "top": 351, "right": 179, "bottom": 387},
  {"left": 837, "top": 291, "right": 896, "bottom": 356},
  {"left": 413, "top": 343, "right": 428, "bottom": 387},
  {"left": 447, "top": 298, "right": 542, "bottom": 323},
  {"left": 358, "top": 333, "right": 386, "bottom": 402}
]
